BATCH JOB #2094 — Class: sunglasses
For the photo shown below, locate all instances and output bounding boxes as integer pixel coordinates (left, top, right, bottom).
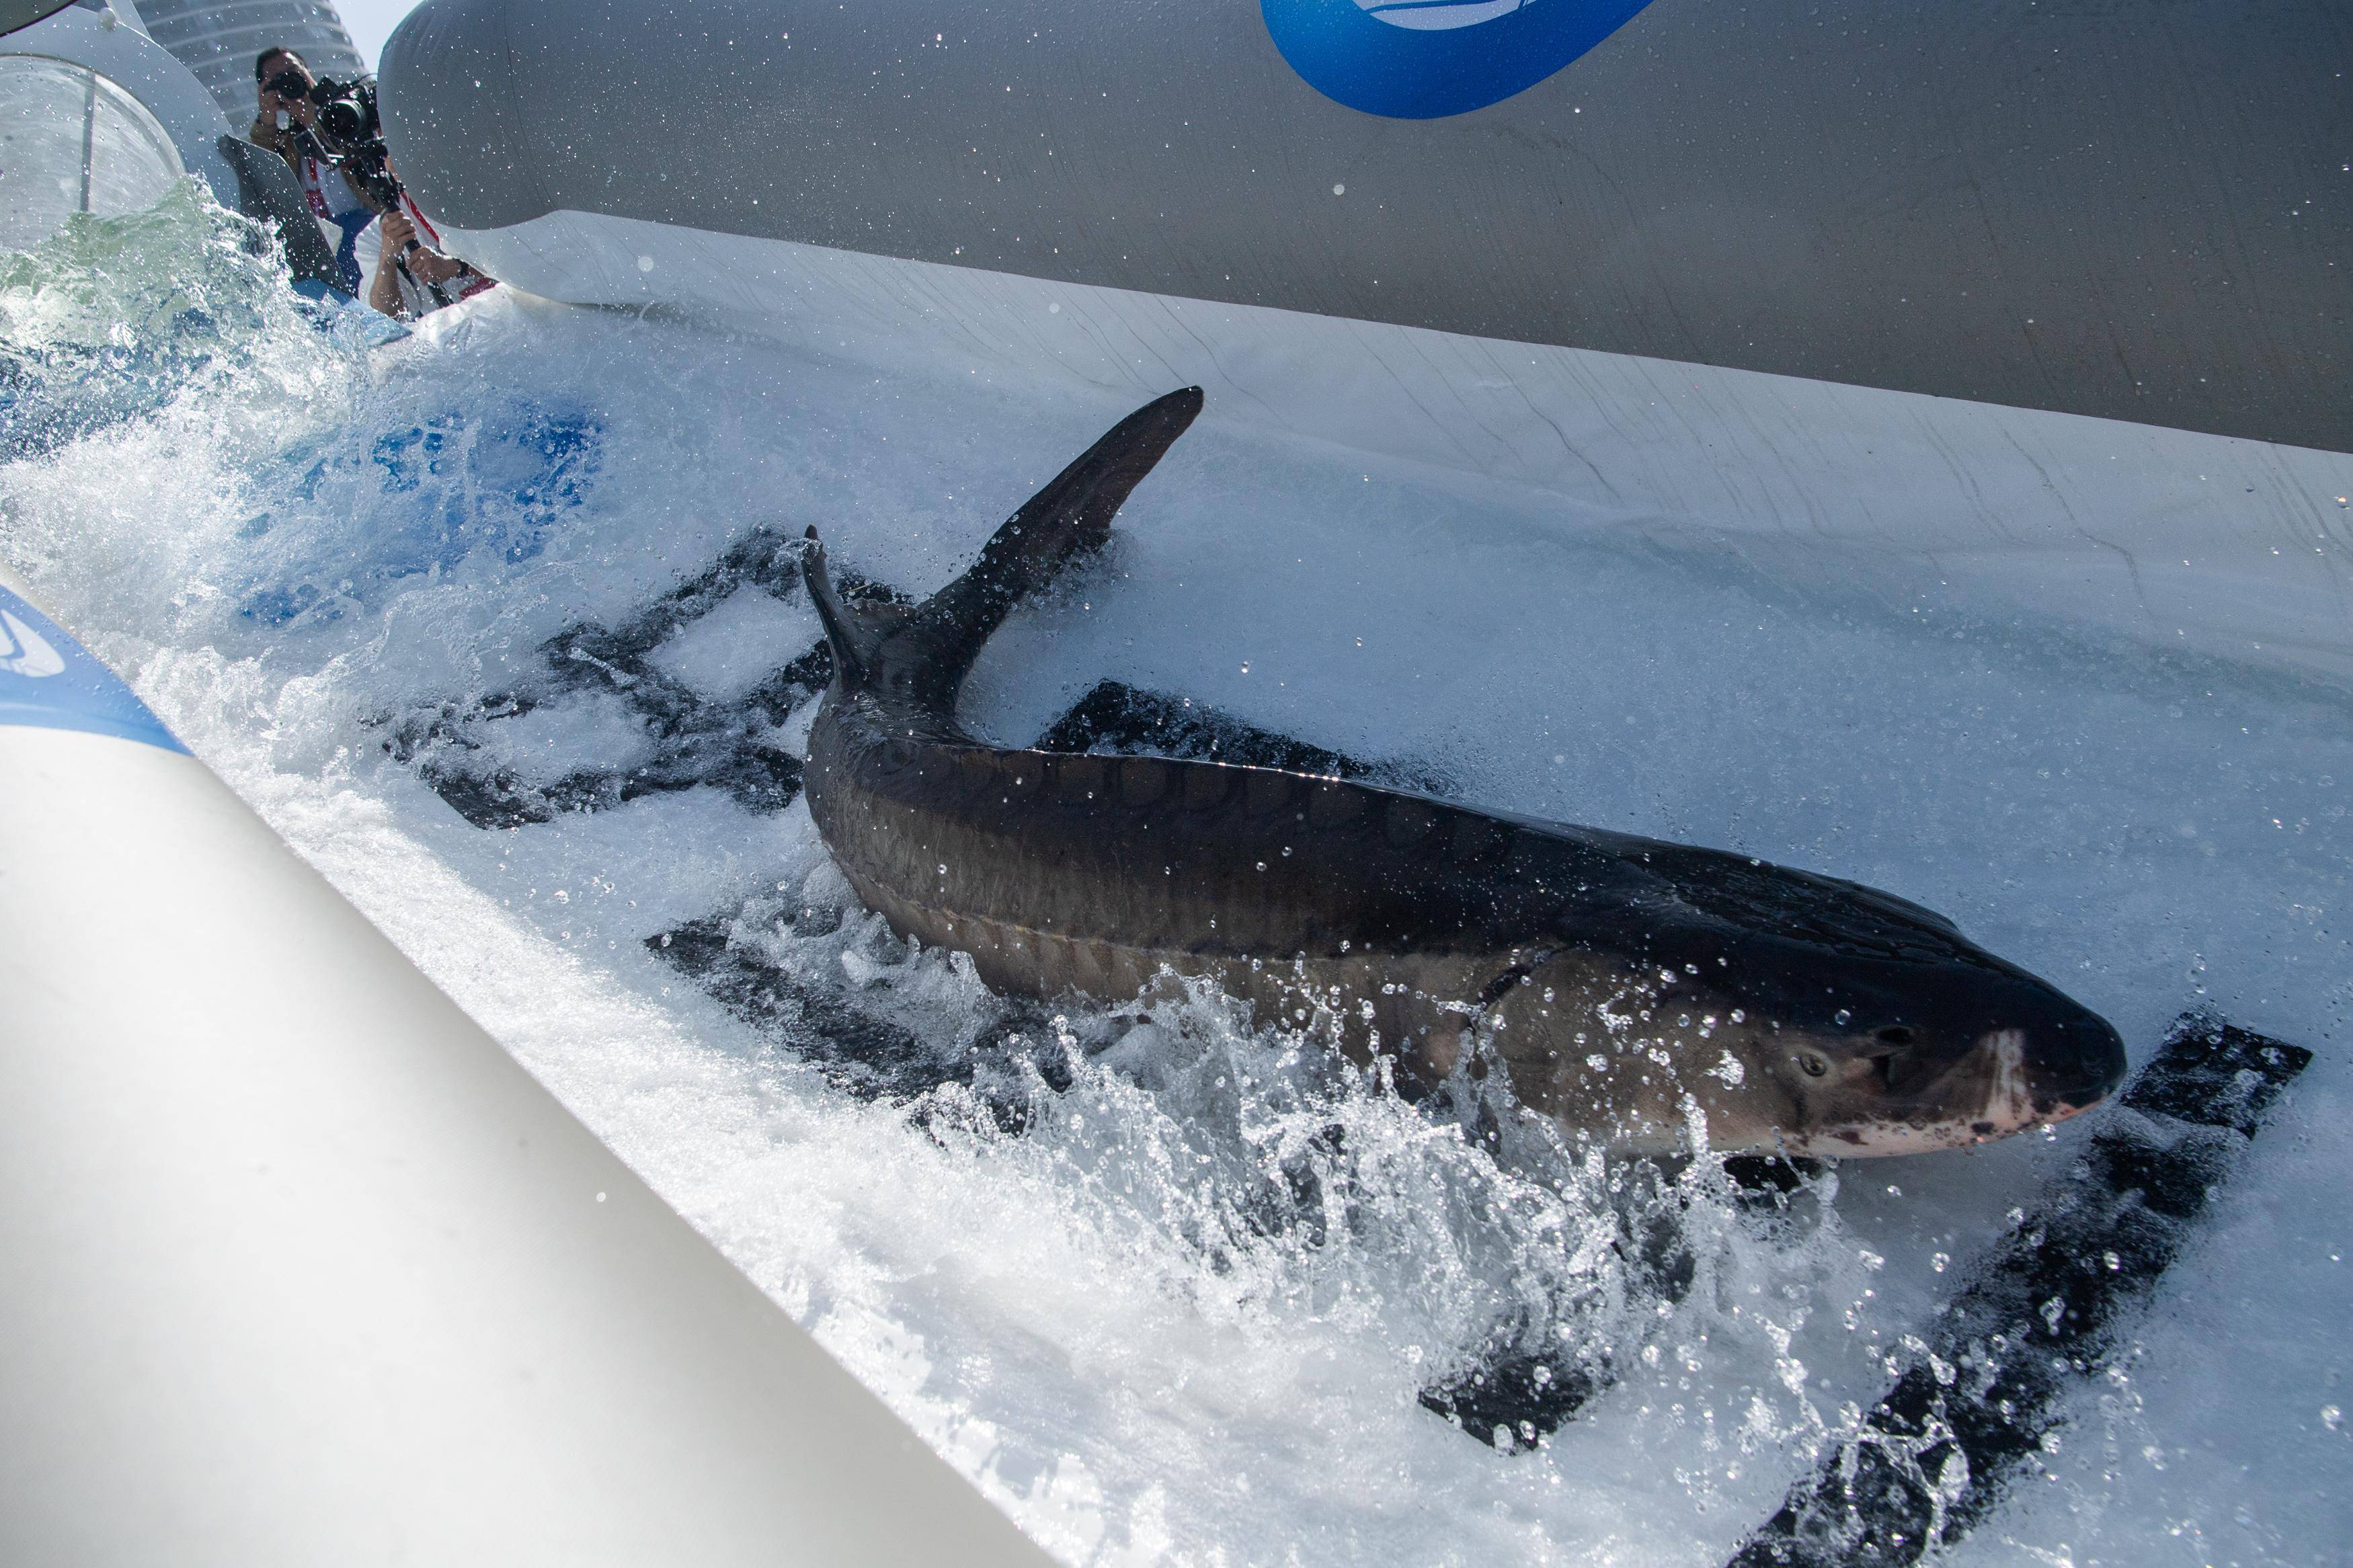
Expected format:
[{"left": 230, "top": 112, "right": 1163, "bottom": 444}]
[{"left": 263, "top": 71, "right": 311, "bottom": 99}]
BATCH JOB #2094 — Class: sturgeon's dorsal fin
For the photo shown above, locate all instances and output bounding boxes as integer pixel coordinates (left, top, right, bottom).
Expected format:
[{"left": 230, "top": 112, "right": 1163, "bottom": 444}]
[
  {"left": 884, "top": 387, "right": 1203, "bottom": 715},
  {"left": 799, "top": 526, "right": 891, "bottom": 690}
]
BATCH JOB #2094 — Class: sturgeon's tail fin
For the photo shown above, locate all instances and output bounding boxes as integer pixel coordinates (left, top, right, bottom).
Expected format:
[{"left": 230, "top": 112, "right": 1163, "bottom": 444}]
[{"left": 886, "top": 387, "right": 1202, "bottom": 714}]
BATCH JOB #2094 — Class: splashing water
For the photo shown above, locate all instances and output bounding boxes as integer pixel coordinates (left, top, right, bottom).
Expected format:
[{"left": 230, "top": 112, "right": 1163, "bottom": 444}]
[
  {"left": 0, "top": 180, "right": 349, "bottom": 462},
  {"left": 3, "top": 192, "right": 2348, "bottom": 1565}
]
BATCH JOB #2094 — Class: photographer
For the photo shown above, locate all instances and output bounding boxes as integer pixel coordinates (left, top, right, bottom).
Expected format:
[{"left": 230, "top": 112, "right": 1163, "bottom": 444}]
[
  {"left": 251, "top": 46, "right": 495, "bottom": 321},
  {"left": 251, "top": 46, "right": 377, "bottom": 296}
]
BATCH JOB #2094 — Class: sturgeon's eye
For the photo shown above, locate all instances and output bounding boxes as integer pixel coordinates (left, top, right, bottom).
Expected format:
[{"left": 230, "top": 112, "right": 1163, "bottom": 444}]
[{"left": 1797, "top": 1052, "right": 1829, "bottom": 1078}]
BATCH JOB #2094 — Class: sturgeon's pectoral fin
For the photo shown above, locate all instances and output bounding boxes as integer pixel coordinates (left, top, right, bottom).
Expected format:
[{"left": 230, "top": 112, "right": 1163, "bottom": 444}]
[{"left": 1471, "top": 946, "right": 1562, "bottom": 1018}]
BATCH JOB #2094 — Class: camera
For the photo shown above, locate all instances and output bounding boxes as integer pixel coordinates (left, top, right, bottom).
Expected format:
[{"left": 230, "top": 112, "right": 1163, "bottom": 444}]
[
  {"left": 306, "top": 76, "right": 379, "bottom": 149},
  {"left": 294, "top": 75, "right": 402, "bottom": 213}
]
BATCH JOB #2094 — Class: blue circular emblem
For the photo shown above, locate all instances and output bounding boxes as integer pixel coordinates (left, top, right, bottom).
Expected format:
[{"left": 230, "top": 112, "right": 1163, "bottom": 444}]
[{"left": 1260, "top": 0, "right": 1658, "bottom": 118}]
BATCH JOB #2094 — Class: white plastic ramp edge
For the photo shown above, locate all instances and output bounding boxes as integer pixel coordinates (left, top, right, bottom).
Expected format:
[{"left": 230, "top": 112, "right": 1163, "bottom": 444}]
[{"left": 0, "top": 574, "right": 1055, "bottom": 1567}]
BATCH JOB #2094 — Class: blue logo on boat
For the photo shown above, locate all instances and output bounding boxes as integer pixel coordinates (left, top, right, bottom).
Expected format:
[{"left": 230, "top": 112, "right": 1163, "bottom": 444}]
[
  {"left": 1261, "top": 0, "right": 1658, "bottom": 118},
  {"left": 0, "top": 583, "right": 187, "bottom": 753}
]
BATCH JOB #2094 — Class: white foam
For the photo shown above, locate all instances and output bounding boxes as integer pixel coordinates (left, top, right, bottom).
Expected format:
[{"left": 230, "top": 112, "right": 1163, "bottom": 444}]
[{"left": 647, "top": 587, "right": 823, "bottom": 702}]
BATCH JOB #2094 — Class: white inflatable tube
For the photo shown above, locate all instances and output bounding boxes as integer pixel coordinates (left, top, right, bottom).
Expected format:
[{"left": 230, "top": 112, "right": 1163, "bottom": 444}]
[
  {"left": 0, "top": 577, "right": 1052, "bottom": 1567},
  {"left": 382, "top": 0, "right": 2352, "bottom": 454}
]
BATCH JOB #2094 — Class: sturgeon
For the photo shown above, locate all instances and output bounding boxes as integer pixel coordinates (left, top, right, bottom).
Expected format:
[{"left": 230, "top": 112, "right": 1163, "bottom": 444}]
[{"left": 799, "top": 389, "right": 2126, "bottom": 1156}]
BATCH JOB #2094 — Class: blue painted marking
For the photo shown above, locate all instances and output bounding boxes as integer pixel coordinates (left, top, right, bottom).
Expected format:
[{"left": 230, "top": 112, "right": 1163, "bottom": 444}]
[
  {"left": 234, "top": 402, "right": 601, "bottom": 627},
  {"left": 1260, "top": 0, "right": 1657, "bottom": 118},
  {"left": 0, "top": 584, "right": 188, "bottom": 753}
]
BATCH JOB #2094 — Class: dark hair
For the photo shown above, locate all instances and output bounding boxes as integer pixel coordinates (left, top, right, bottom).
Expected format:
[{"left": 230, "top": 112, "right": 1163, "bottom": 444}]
[{"left": 255, "top": 47, "right": 307, "bottom": 83}]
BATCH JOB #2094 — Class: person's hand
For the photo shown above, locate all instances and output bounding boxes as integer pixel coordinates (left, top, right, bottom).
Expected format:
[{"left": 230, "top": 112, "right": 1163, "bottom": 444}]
[
  {"left": 378, "top": 208, "right": 417, "bottom": 254},
  {"left": 382, "top": 207, "right": 471, "bottom": 288},
  {"left": 408, "top": 248, "right": 469, "bottom": 286}
]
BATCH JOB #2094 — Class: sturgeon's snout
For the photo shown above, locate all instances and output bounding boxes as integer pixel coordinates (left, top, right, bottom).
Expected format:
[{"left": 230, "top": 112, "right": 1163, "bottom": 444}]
[
  {"left": 2022, "top": 1008, "right": 2129, "bottom": 1117},
  {"left": 1951, "top": 1002, "right": 2127, "bottom": 1144}
]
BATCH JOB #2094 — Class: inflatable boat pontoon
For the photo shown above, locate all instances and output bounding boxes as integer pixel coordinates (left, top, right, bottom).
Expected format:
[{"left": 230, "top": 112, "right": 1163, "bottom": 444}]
[
  {"left": 0, "top": 571, "right": 1055, "bottom": 1563},
  {"left": 378, "top": 0, "right": 2353, "bottom": 686}
]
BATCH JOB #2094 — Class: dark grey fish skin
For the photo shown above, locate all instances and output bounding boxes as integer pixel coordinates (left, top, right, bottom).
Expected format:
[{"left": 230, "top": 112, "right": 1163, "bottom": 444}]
[{"left": 799, "top": 390, "right": 2126, "bottom": 1157}]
